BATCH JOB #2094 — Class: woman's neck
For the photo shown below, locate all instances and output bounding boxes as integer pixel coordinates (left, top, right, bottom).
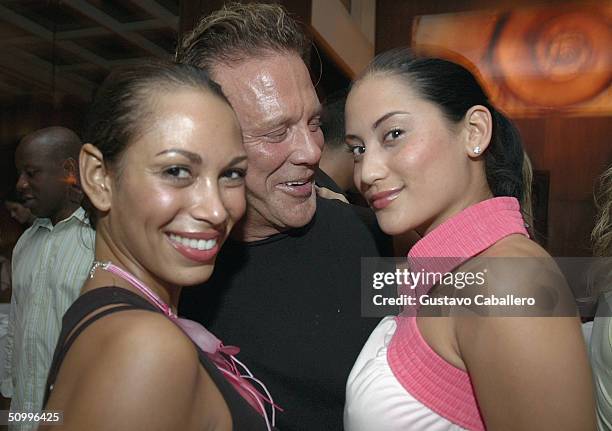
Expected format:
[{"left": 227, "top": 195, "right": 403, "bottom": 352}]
[
  {"left": 86, "top": 231, "right": 181, "bottom": 313},
  {"left": 416, "top": 188, "right": 494, "bottom": 238}
]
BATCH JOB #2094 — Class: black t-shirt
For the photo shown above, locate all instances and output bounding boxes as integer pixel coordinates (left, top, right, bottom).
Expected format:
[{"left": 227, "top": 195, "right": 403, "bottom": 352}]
[
  {"left": 314, "top": 168, "right": 344, "bottom": 194},
  {"left": 180, "top": 197, "right": 392, "bottom": 430}
]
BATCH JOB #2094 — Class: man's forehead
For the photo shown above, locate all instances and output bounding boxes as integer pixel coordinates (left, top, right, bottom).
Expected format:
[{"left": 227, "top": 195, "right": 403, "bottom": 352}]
[
  {"left": 212, "top": 52, "right": 310, "bottom": 83},
  {"left": 211, "top": 54, "right": 317, "bottom": 125},
  {"left": 17, "top": 137, "right": 58, "bottom": 165},
  {"left": 223, "top": 69, "right": 284, "bottom": 112}
]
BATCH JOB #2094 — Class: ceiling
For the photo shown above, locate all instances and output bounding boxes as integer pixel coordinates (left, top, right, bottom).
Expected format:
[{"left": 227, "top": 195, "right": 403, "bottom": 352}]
[{"left": 0, "top": 0, "right": 180, "bottom": 102}]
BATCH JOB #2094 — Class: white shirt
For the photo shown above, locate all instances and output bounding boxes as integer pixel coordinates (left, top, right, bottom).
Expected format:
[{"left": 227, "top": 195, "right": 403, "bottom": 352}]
[
  {"left": 2, "top": 207, "right": 94, "bottom": 429},
  {"left": 345, "top": 316, "right": 469, "bottom": 431}
]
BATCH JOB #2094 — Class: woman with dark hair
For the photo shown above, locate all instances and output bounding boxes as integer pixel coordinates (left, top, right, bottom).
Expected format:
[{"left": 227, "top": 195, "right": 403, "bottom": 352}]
[
  {"left": 39, "top": 62, "right": 277, "bottom": 430},
  {"left": 343, "top": 49, "right": 595, "bottom": 430}
]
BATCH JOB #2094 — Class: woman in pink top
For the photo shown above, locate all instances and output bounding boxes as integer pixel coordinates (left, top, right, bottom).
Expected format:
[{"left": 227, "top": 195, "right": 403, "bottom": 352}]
[{"left": 343, "top": 49, "right": 595, "bottom": 430}]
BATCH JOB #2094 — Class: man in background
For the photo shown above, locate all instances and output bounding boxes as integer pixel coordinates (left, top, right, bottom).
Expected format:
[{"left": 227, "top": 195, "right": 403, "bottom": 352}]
[
  {"left": 2, "top": 127, "right": 94, "bottom": 430},
  {"left": 319, "top": 89, "right": 372, "bottom": 206},
  {"left": 319, "top": 89, "right": 356, "bottom": 194}
]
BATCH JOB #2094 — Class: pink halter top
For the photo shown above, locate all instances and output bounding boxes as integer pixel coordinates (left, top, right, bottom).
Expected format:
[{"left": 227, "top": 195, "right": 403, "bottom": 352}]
[{"left": 387, "top": 197, "right": 529, "bottom": 430}]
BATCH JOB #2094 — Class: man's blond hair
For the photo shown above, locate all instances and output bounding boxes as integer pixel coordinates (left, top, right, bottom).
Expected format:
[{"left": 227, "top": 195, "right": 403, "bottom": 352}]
[{"left": 176, "top": 2, "right": 309, "bottom": 69}]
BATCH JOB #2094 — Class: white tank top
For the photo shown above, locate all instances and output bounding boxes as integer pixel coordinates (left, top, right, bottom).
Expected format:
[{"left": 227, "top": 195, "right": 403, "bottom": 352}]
[{"left": 344, "top": 316, "right": 469, "bottom": 431}]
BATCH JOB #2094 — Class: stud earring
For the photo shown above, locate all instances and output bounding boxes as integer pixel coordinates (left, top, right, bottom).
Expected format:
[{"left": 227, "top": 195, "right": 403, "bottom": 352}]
[{"left": 473, "top": 146, "right": 482, "bottom": 155}]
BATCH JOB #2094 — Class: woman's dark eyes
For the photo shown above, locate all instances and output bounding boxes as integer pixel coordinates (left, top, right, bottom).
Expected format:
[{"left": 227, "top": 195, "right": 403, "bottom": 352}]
[
  {"left": 384, "top": 129, "right": 404, "bottom": 141},
  {"left": 346, "top": 145, "right": 365, "bottom": 158},
  {"left": 222, "top": 169, "right": 246, "bottom": 180},
  {"left": 164, "top": 166, "right": 191, "bottom": 179}
]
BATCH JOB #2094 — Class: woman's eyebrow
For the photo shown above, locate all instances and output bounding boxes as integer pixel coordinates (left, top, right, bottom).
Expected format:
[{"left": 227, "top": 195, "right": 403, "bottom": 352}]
[
  {"left": 227, "top": 155, "right": 248, "bottom": 166},
  {"left": 344, "top": 134, "right": 363, "bottom": 144},
  {"left": 373, "top": 111, "right": 411, "bottom": 130},
  {"left": 155, "top": 149, "right": 202, "bottom": 164}
]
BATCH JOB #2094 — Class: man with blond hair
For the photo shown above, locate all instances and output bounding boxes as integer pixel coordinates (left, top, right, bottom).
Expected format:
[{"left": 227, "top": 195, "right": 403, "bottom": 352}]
[{"left": 177, "top": 3, "right": 391, "bottom": 430}]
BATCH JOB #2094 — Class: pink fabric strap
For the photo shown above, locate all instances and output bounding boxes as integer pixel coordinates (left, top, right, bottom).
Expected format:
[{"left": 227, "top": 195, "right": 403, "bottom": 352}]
[
  {"left": 388, "top": 197, "right": 528, "bottom": 430},
  {"left": 90, "top": 261, "right": 278, "bottom": 430}
]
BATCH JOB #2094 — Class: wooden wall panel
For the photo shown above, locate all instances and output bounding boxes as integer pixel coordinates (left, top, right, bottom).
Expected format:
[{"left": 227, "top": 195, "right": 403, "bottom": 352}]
[{"left": 517, "top": 117, "right": 612, "bottom": 255}]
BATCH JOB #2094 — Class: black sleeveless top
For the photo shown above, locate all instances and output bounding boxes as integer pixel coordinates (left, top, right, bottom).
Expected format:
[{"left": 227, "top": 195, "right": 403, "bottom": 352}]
[{"left": 43, "top": 287, "right": 275, "bottom": 430}]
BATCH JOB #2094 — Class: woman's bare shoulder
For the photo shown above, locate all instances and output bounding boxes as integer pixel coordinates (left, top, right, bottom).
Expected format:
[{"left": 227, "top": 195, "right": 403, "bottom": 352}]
[
  {"left": 481, "top": 233, "right": 549, "bottom": 258},
  {"left": 45, "top": 310, "right": 205, "bottom": 430}
]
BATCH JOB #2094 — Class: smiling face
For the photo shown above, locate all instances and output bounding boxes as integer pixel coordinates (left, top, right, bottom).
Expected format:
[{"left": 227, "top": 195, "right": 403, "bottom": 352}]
[
  {"left": 211, "top": 53, "right": 323, "bottom": 239},
  {"left": 345, "top": 73, "right": 481, "bottom": 236},
  {"left": 101, "top": 89, "right": 247, "bottom": 287}
]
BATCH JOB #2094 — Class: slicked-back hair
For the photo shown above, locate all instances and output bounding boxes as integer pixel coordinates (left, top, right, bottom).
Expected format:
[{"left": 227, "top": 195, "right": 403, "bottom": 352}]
[
  {"left": 84, "top": 60, "right": 229, "bottom": 170},
  {"left": 358, "top": 48, "right": 525, "bottom": 203},
  {"left": 82, "top": 60, "right": 229, "bottom": 227},
  {"left": 176, "top": 2, "right": 310, "bottom": 70}
]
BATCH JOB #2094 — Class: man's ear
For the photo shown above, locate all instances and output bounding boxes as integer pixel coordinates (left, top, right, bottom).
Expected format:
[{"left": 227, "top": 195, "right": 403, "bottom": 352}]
[
  {"left": 62, "top": 158, "right": 84, "bottom": 205},
  {"left": 80, "top": 143, "right": 112, "bottom": 212},
  {"left": 463, "top": 105, "right": 493, "bottom": 158}
]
